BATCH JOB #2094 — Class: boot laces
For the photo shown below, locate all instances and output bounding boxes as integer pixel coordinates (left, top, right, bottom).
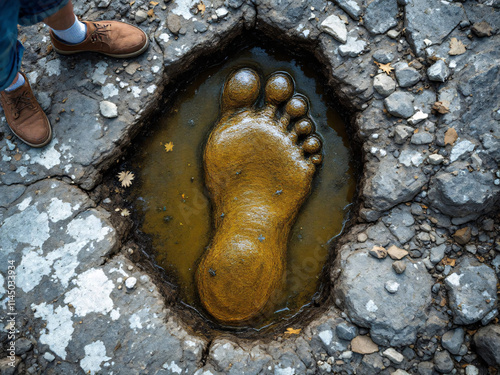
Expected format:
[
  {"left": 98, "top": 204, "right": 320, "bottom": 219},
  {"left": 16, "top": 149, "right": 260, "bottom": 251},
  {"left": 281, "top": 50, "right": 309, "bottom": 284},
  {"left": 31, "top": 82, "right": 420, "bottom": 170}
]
[
  {"left": 9, "top": 90, "right": 34, "bottom": 119},
  {"left": 90, "top": 22, "right": 111, "bottom": 43}
]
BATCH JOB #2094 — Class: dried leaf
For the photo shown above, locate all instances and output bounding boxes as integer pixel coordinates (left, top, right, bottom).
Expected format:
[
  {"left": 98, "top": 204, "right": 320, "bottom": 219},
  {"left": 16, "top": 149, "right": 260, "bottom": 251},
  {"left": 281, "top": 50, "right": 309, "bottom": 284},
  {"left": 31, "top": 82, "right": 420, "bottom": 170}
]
[
  {"left": 121, "top": 208, "right": 131, "bottom": 217},
  {"left": 285, "top": 327, "right": 301, "bottom": 335},
  {"left": 439, "top": 298, "right": 447, "bottom": 307},
  {"left": 197, "top": 1, "right": 206, "bottom": 14},
  {"left": 150, "top": 1, "right": 159, "bottom": 6},
  {"left": 374, "top": 61, "right": 394, "bottom": 75},
  {"left": 129, "top": 0, "right": 135, "bottom": 5},
  {"left": 117, "top": 171, "right": 135, "bottom": 187},
  {"left": 449, "top": 37, "right": 466, "bottom": 56},
  {"left": 444, "top": 128, "right": 458, "bottom": 145},
  {"left": 147, "top": 8, "right": 155, "bottom": 17},
  {"left": 164, "top": 142, "right": 174, "bottom": 152},
  {"left": 13, "top": 153, "right": 22, "bottom": 161},
  {"left": 432, "top": 100, "right": 450, "bottom": 115},
  {"left": 442, "top": 257, "right": 456, "bottom": 267}
]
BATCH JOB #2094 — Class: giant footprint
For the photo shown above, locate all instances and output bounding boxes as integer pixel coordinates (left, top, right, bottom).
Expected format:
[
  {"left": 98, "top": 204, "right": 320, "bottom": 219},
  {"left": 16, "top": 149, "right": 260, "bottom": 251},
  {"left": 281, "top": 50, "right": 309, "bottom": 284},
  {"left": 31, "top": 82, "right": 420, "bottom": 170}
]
[{"left": 196, "top": 68, "right": 323, "bottom": 325}]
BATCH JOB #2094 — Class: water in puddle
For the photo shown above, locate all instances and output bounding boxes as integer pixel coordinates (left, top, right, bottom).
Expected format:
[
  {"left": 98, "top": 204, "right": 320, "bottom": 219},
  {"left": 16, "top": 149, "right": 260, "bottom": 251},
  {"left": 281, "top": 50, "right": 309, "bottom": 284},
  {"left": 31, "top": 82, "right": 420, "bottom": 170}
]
[{"left": 128, "top": 45, "right": 355, "bottom": 329}]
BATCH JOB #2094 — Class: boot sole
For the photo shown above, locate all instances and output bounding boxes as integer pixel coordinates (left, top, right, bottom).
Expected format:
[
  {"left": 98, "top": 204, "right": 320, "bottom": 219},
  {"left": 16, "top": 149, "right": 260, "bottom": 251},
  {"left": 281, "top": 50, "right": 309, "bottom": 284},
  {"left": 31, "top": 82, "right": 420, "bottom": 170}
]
[{"left": 53, "top": 32, "right": 150, "bottom": 59}]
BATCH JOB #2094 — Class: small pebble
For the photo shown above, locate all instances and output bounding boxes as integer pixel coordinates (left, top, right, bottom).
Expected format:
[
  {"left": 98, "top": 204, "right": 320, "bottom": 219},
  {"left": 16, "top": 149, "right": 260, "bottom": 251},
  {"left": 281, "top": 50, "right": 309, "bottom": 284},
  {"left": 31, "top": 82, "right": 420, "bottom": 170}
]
[
  {"left": 369, "top": 246, "right": 387, "bottom": 259},
  {"left": 392, "top": 260, "right": 406, "bottom": 274},
  {"left": 125, "top": 277, "right": 137, "bottom": 290}
]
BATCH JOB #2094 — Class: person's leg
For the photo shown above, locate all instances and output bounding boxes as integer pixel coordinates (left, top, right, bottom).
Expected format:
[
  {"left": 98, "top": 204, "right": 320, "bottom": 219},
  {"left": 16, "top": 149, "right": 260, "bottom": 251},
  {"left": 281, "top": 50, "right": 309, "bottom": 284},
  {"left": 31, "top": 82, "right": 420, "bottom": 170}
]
[{"left": 43, "top": 1, "right": 87, "bottom": 44}]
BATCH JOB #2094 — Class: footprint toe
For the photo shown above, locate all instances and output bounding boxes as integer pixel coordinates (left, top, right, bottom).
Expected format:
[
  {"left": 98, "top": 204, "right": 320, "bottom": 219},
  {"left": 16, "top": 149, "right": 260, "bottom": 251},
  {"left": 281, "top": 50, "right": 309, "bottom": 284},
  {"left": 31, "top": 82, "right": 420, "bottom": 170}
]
[
  {"left": 285, "top": 96, "right": 308, "bottom": 119},
  {"left": 294, "top": 119, "right": 314, "bottom": 136},
  {"left": 303, "top": 135, "right": 322, "bottom": 154},
  {"left": 265, "top": 73, "right": 294, "bottom": 106},
  {"left": 222, "top": 68, "right": 261, "bottom": 111}
]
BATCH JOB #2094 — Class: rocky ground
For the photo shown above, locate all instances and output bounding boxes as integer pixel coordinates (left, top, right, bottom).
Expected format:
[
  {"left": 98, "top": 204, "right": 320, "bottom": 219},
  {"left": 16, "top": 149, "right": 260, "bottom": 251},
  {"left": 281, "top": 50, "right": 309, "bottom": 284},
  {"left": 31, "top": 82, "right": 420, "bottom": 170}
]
[{"left": 0, "top": 0, "right": 499, "bottom": 374}]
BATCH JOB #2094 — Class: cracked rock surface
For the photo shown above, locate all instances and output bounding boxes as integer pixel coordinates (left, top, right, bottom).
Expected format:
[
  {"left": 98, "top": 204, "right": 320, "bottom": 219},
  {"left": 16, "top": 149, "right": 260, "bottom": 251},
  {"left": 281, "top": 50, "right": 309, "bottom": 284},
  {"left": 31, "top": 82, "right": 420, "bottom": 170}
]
[{"left": 1, "top": 0, "right": 499, "bottom": 374}]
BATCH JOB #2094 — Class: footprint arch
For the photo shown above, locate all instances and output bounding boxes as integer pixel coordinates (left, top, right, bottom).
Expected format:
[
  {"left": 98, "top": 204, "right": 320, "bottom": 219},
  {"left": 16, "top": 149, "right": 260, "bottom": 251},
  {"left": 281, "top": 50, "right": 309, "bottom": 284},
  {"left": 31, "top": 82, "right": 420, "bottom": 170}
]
[{"left": 196, "top": 68, "right": 323, "bottom": 325}]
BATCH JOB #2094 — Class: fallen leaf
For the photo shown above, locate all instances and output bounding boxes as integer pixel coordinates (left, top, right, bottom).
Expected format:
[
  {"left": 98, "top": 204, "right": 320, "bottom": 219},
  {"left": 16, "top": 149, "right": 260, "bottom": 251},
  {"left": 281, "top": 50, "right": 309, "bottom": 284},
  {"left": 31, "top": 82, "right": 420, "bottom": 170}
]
[
  {"left": 117, "top": 171, "right": 135, "bottom": 188},
  {"left": 121, "top": 208, "right": 131, "bottom": 217},
  {"left": 197, "top": 1, "right": 206, "bottom": 14},
  {"left": 442, "top": 257, "right": 456, "bottom": 267},
  {"left": 147, "top": 9, "right": 155, "bottom": 17},
  {"left": 13, "top": 153, "right": 22, "bottom": 161},
  {"left": 150, "top": 1, "right": 159, "bottom": 6},
  {"left": 449, "top": 37, "right": 466, "bottom": 56},
  {"left": 432, "top": 100, "right": 450, "bottom": 115},
  {"left": 439, "top": 298, "right": 447, "bottom": 307},
  {"left": 285, "top": 327, "right": 301, "bottom": 335},
  {"left": 129, "top": 0, "right": 135, "bottom": 5},
  {"left": 444, "top": 128, "right": 458, "bottom": 145},
  {"left": 164, "top": 142, "right": 174, "bottom": 152},
  {"left": 374, "top": 61, "right": 394, "bottom": 75}
]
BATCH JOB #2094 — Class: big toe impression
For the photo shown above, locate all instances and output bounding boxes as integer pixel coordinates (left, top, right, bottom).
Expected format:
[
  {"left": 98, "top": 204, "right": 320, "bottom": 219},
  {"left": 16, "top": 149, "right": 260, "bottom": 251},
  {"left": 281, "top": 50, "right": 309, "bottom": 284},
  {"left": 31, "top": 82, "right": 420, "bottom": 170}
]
[
  {"left": 265, "top": 72, "right": 294, "bottom": 107},
  {"left": 222, "top": 68, "right": 261, "bottom": 112}
]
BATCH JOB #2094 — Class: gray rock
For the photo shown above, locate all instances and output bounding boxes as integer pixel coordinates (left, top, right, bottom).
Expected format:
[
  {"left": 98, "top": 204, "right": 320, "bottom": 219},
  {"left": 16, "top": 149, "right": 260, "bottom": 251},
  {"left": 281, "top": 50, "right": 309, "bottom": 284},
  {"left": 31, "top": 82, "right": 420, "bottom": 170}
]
[
  {"left": 363, "top": 0, "right": 398, "bottom": 34},
  {"left": 334, "top": 0, "right": 362, "bottom": 20},
  {"left": 35, "top": 91, "right": 52, "bottom": 111},
  {"left": 405, "top": 0, "right": 466, "bottom": 55},
  {"left": 385, "top": 280, "right": 399, "bottom": 294},
  {"left": 428, "top": 168, "right": 500, "bottom": 218},
  {"left": 384, "top": 91, "right": 415, "bottom": 118},
  {"left": 450, "top": 140, "right": 475, "bottom": 163},
  {"left": 135, "top": 9, "right": 148, "bottom": 23},
  {"left": 392, "top": 260, "right": 406, "bottom": 274},
  {"left": 373, "top": 49, "right": 394, "bottom": 64},
  {"left": 335, "top": 249, "right": 432, "bottom": 346},
  {"left": 427, "top": 60, "right": 450, "bottom": 82},
  {"left": 465, "top": 365, "right": 479, "bottom": 375},
  {"left": 417, "top": 361, "right": 434, "bottom": 375},
  {"left": 167, "top": 13, "right": 182, "bottom": 34},
  {"left": 15, "top": 338, "right": 34, "bottom": 355},
  {"left": 411, "top": 131, "right": 434, "bottom": 145},
  {"left": 339, "top": 30, "right": 367, "bottom": 57},
  {"left": 394, "top": 125, "right": 414, "bottom": 144},
  {"left": 442, "top": 328, "right": 464, "bottom": 355},
  {"left": 336, "top": 322, "right": 358, "bottom": 341},
  {"left": 373, "top": 74, "right": 396, "bottom": 97},
  {"left": 320, "top": 14, "right": 347, "bottom": 43},
  {"left": 473, "top": 325, "right": 500, "bottom": 367},
  {"left": 395, "top": 63, "right": 421, "bottom": 88},
  {"left": 430, "top": 244, "right": 446, "bottom": 264},
  {"left": 434, "top": 350, "right": 454, "bottom": 373},
  {"left": 382, "top": 205, "right": 416, "bottom": 244},
  {"left": 383, "top": 347, "right": 404, "bottom": 364},
  {"left": 100, "top": 100, "right": 118, "bottom": 118},
  {"left": 444, "top": 257, "right": 498, "bottom": 325},
  {"left": 360, "top": 352, "right": 385, "bottom": 374},
  {"left": 428, "top": 154, "right": 444, "bottom": 165}
]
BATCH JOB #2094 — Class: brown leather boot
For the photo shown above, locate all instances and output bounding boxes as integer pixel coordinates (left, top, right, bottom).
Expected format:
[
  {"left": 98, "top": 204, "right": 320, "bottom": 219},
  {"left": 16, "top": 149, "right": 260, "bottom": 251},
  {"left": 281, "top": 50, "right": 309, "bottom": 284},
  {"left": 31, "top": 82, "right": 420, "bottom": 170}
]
[
  {"left": 0, "top": 73, "right": 52, "bottom": 148},
  {"left": 50, "top": 20, "right": 149, "bottom": 58}
]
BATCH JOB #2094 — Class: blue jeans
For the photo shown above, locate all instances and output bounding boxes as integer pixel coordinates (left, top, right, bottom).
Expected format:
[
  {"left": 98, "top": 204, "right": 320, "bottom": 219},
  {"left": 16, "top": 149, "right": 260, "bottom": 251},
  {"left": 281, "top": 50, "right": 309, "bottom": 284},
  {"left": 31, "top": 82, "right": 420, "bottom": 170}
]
[{"left": 0, "top": 0, "right": 69, "bottom": 91}]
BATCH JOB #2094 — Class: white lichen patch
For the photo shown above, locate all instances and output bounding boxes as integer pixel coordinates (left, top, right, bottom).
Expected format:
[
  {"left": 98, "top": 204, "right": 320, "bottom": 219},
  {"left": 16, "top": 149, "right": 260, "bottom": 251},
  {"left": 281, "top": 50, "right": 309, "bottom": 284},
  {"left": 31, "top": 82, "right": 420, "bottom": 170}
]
[
  {"left": 0, "top": 206, "right": 50, "bottom": 253},
  {"left": 275, "top": 367, "right": 296, "bottom": 375},
  {"left": 110, "top": 308, "right": 120, "bottom": 321},
  {"left": 102, "top": 83, "right": 119, "bottom": 99},
  {"left": 446, "top": 273, "right": 462, "bottom": 287},
  {"left": 129, "top": 313, "right": 143, "bottom": 330},
  {"left": 319, "top": 330, "right": 333, "bottom": 346},
  {"left": 80, "top": 340, "right": 111, "bottom": 375},
  {"left": 47, "top": 198, "right": 74, "bottom": 222},
  {"left": 0, "top": 274, "right": 5, "bottom": 297},
  {"left": 67, "top": 214, "right": 111, "bottom": 243},
  {"left": 366, "top": 300, "right": 379, "bottom": 312},
  {"left": 17, "top": 197, "right": 32, "bottom": 211},
  {"left": 92, "top": 61, "right": 108, "bottom": 85},
  {"left": 30, "top": 141, "right": 61, "bottom": 169},
  {"left": 32, "top": 302, "right": 74, "bottom": 359},
  {"left": 158, "top": 33, "right": 170, "bottom": 43},
  {"left": 171, "top": 0, "right": 197, "bottom": 20},
  {"left": 46, "top": 59, "right": 61, "bottom": 76},
  {"left": 64, "top": 268, "right": 115, "bottom": 317},
  {"left": 163, "top": 361, "right": 182, "bottom": 374},
  {"left": 17, "top": 251, "right": 52, "bottom": 292}
]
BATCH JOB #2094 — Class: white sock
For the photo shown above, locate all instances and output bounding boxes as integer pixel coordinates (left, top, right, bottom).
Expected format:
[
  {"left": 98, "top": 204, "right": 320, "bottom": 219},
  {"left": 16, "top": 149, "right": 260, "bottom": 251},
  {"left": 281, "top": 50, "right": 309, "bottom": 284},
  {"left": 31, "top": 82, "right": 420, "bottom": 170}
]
[
  {"left": 51, "top": 15, "right": 87, "bottom": 44},
  {"left": 4, "top": 73, "right": 25, "bottom": 92}
]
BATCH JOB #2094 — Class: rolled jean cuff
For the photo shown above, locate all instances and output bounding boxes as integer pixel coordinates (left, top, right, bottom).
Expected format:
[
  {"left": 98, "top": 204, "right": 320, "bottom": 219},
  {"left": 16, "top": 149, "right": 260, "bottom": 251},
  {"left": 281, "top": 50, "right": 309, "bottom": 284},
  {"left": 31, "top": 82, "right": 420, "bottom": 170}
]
[
  {"left": 0, "top": 41, "right": 24, "bottom": 92},
  {"left": 18, "top": 0, "right": 70, "bottom": 26}
]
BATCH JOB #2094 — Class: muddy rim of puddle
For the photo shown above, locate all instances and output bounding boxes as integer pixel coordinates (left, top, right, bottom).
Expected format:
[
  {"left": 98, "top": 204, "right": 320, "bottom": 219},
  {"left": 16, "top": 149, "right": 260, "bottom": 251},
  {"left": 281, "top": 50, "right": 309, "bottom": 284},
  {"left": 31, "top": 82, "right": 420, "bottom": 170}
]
[{"left": 95, "top": 30, "right": 365, "bottom": 340}]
